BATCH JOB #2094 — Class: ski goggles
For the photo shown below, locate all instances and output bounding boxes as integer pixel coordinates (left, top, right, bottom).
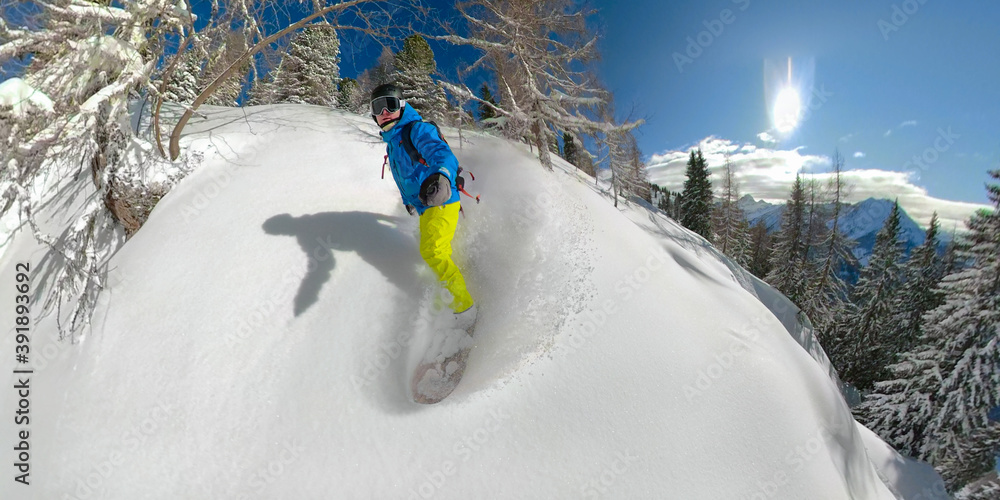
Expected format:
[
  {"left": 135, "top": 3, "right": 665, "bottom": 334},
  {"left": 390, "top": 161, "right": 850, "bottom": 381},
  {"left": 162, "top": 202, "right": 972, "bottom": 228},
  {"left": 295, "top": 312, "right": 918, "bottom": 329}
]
[{"left": 370, "top": 96, "right": 401, "bottom": 116}]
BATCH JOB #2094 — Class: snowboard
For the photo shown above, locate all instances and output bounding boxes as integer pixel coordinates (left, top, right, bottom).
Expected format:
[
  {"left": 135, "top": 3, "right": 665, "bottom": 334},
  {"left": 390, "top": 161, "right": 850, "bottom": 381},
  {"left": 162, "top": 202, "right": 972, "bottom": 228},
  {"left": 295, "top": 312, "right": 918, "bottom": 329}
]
[{"left": 410, "top": 319, "right": 477, "bottom": 404}]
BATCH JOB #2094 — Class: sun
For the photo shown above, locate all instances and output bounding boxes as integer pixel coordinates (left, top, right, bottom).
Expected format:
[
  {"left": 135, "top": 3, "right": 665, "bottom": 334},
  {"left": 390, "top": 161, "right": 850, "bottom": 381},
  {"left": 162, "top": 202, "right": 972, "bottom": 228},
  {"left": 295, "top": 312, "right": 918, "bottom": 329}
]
[{"left": 773, "top": 86, "right": 802, "bottom": 134}]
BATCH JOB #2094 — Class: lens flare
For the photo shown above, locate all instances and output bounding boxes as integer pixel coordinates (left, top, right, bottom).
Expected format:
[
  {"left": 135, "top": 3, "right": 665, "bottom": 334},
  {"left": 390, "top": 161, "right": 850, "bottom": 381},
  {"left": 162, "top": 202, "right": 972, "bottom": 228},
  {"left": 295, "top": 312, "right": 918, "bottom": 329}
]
[
  {"left": 763, "top": 57, "right": 815, "bottom": 139},
  {"left": 773, "top": 87, "right": 801, "bottom": 134}
]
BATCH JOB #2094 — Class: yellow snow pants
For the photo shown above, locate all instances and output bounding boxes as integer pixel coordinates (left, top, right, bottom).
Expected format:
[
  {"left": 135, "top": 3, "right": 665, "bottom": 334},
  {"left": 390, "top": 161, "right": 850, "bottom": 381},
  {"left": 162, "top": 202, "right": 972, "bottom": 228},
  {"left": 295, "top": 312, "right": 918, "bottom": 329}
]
[{"left": 419, "top": 202, "right": 474, "bottom": 313}]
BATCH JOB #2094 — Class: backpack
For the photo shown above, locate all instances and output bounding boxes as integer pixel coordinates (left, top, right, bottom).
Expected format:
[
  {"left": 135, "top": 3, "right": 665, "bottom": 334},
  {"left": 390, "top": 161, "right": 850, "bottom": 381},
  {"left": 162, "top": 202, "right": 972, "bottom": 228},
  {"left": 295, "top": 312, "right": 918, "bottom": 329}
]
[{"left": 399, "top": 120, "right": 479, "bottom": 204}]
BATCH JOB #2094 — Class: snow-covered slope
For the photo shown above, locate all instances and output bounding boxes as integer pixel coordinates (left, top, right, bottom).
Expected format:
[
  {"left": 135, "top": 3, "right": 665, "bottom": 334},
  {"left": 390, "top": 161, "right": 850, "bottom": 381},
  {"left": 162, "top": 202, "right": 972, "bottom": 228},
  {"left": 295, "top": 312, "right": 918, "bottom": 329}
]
[{"left": 0, "top": 105, "right": 941, "bottom": 499}]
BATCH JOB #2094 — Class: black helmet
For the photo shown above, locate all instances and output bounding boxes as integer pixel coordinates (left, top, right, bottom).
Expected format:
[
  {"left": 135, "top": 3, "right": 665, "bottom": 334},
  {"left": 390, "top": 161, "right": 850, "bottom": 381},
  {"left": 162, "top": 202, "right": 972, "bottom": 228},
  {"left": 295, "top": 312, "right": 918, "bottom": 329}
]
[
  {"left": 370, "top": 83, "right": 402, "bottom": 101},
  {"left": 369, "top": 83, "right": 404, "bottom": 119}
]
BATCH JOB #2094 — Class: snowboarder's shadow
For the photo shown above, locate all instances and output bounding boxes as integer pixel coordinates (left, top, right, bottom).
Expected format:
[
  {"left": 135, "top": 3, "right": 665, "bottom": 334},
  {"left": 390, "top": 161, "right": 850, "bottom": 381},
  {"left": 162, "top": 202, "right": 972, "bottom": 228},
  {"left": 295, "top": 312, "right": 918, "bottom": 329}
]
[{"left": 262, "top": 211, "right": 423, "bottom": 316}]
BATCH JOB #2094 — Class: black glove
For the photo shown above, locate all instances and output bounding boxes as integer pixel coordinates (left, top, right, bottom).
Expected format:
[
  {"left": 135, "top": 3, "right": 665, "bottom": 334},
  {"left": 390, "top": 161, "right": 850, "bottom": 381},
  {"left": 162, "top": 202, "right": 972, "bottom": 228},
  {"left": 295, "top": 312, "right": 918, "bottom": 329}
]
[
  {"left": 405, "top": 204, "right": 416, "bottom": 216},
  {"left": 419, "top": 173, "right": 451, "bottom": 207}
]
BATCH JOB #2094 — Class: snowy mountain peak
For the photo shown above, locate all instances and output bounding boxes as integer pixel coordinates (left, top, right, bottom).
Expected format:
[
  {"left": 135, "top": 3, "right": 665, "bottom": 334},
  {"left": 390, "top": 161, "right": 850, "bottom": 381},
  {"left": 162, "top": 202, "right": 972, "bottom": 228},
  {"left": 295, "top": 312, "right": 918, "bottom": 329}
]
[{"left": 738, "top": 194, "right": 945, "bottom": 266}]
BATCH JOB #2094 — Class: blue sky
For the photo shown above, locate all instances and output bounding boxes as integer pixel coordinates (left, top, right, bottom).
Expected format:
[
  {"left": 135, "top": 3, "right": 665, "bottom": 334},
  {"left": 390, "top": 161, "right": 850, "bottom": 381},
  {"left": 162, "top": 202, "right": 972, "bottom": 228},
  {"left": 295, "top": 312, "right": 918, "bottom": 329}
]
[
  {"left": 593, "top": 0, "right": 999, "bottom": 225},
  {"left": 8, "top": 1, "right": 994, "bottom": 226}
]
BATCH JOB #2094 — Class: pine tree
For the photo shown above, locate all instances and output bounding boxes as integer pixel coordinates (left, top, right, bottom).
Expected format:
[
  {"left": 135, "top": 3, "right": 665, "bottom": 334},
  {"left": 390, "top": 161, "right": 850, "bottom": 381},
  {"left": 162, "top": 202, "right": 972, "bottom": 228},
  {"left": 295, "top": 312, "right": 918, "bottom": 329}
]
[
  {"left": 858, "top": 173, "right": 1000, "bottom": 493},
  {"left": 246, "top": 39, "right": 285, "bottom": 106},
  {"left": 936, "top": 425, "right": 1000, "bottom": 493},
  {"left": 562, "top": 132, "right": 579, "bottom": 166},
  {"left": 835, "top": 200, "right": 906, "bottom": 391},
  {"left": 766, "top": 175, "right": 808, "bottom": 304},
  {"left": 160, "top": 46, "right": 204, "bottom": 104},
  {"left": 801, "top": 151, "right": 853, "bottom": 337},
  {"left": 711, "top": 155, "right": 750, "bottom": 266},
  {"left": 680, "top": 149, "right": 713, "bottom": 240},
  {"left": 548, "top": 131, "right": 561, "bottom": 157},
  {"left": 748, "top": 220, "right": 773, "bottom": 279},
  {"left": 889, "top": 213, "right": 944, "bottom": 356},
  {"left": 395, "top": 34, "right": 450, "bottom": 123},
  {"left": 918, "top": 171, "right": 1000, "bottom": 482},
  {"left": 337, "top": 78, "right": 358, "bottom": 110},
  {"left": 270, "top": 24, "right": 341, "bottom": 106},
  {"left": 478, "top": 83, "right": 499, "bottom": 123}
]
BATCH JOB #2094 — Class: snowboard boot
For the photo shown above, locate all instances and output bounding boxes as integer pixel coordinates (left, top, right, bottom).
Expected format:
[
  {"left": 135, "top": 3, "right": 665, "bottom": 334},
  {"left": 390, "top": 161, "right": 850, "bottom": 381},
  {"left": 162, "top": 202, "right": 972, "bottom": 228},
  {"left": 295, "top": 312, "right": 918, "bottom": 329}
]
[{"left": 453, "top": 304, "right": 478, "bottom": 335}]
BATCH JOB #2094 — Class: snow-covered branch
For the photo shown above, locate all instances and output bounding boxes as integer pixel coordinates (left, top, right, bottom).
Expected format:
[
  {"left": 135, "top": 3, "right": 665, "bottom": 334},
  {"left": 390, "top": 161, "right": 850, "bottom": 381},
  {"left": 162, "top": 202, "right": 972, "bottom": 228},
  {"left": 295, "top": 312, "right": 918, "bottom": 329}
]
[{"left": 439, "top": 0, "right": 640, "bottom": 169}]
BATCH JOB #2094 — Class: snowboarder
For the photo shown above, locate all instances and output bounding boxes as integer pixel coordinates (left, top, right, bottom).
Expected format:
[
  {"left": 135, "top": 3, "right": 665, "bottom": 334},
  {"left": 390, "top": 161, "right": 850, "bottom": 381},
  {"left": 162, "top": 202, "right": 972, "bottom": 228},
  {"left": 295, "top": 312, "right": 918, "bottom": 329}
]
[{"left": 371, "top": 83, "right": 477, "bottom": 332}]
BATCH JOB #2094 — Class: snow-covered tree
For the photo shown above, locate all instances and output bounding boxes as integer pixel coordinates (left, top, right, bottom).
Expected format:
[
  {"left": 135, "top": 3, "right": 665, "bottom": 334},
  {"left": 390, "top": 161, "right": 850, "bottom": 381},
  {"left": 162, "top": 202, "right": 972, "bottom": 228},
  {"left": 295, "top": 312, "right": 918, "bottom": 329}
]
[
  {"left": 766, "top": 175, "right": 809, "bottom": 304},
  {"left": 2, "top": 0, "right": 406, "bottom": 339},
  {"left": 747, "top": 219, "right": 772, "bottom": 279},
  {"left": 160, "top": 45, "right": 204, "bottom": 104},
  {"left": 438, "top": 0, "right": 639, "bottom": 169},
  {"left": 888, "top": 213, "right": 944, "bottom": 356},
  {"left": 161, "top": 27, "right": 253, "bottom": 108},
  {"left": 268, "top": 24, "right": 341, "bottom": 106},
  {"left": 166, "top": 0, "right": 403, "bottom": 160},
  {"left": 337, "top": 77, "right": 359, "bottom": 111},
  {"left": 918, "top": 171, "right": 1000, "bottom": 482},
  {"left": 857, "top": 172, "right": 999, "bottom": 493},
  {"left": 680, "top": 149, "right": 713, "bottom": 240},
  {"left": 800, "top": 177, "right": 829, "bottom": 266},
  {"left": 712, "top": 155, "right": 750, "bottom": 266},
  {"left": 936, "top": 425, "right": 1000, "bottom": 493},
  {"left": 1, "top": 0, "right": 195, "bottom": 339},
  {"left": 395, "top": 34, "right": 449, "bottom": 123},
  {"left": 835, "top": 200, "right": 906, "bottom": 390},
  {"left": 602, "top": 120, "right": 648, "bottom": 207},
  {"left": 801, "top": 151, "right": 853, "bottom": 337}
]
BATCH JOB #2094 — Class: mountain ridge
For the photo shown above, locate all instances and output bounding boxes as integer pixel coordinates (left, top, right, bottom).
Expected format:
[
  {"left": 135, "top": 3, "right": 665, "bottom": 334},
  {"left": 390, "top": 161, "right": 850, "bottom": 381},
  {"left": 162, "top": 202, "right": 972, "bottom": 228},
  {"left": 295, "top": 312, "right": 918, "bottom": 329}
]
[{"left": 737, "top": 194, "right": 947, "bottom": 265}]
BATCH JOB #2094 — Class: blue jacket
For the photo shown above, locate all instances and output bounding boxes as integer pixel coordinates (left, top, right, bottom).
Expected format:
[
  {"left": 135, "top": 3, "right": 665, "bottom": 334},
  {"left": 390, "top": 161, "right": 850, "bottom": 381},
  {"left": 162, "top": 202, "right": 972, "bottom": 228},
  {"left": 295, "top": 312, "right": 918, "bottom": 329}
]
[{"left": 381, "top": 104, "right": 460, "bottom": 215}]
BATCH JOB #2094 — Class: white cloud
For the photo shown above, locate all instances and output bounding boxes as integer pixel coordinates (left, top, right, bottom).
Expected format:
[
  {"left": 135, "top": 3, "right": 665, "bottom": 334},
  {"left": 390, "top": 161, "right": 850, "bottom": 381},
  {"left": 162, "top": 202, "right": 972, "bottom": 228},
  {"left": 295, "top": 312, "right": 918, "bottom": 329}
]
[
  {"left": 757, "top": 132, "right": 777, "bottom": 145},
  {"left": 646, "top": 137, "right": 990, "bottom": 231},
  {"left": 899, "top": 120, "right": 918, "bottom": 128},
  {"left": 839, "top": 133, "right": 855, "bottom": 143},
  {"left": 884, "top": 129, "right": 893, "bottom": 137},
  {"left": 853, "top": 152, "right": 866, "bottom": 158}
]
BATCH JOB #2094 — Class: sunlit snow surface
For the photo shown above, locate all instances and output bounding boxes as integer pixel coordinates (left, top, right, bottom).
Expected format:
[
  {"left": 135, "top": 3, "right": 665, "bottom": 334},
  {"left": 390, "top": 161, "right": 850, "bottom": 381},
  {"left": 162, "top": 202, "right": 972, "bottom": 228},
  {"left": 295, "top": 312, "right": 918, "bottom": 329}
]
[{"left": 0, "top": 105, "right": 942, "bottom": 499}]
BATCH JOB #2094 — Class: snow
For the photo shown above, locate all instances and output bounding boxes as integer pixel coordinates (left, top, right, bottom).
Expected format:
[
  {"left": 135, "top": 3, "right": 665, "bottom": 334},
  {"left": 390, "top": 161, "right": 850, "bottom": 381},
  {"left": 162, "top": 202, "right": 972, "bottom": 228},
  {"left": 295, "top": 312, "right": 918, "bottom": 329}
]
[
  {"left": 0, "top": 104, "right": 943, "bottom": 498},
  {"left": 0, "top": 77, "right": 54, "bottom": 117}
]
